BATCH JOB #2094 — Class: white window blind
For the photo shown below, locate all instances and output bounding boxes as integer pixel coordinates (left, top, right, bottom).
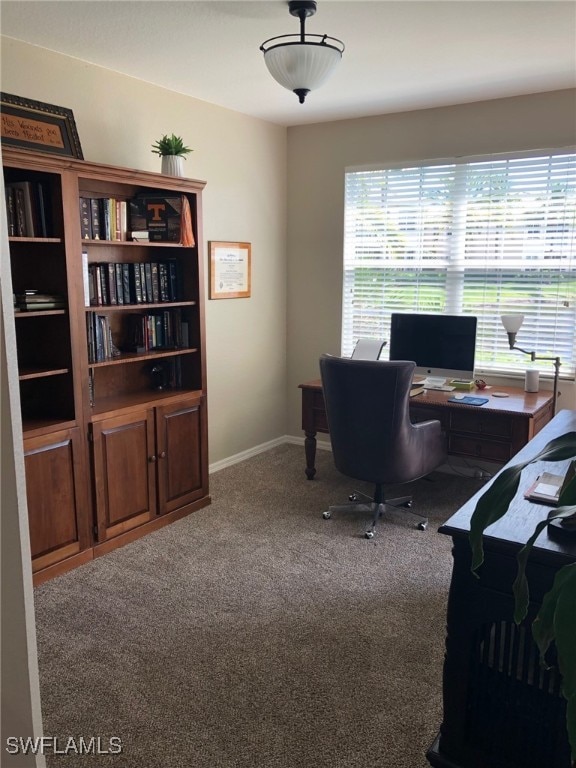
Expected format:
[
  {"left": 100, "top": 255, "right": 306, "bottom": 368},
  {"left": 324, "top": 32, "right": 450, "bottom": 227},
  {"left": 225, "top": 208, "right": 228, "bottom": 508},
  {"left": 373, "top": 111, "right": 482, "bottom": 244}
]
[{"left": 343, "top": 152, "right": 576, "bottom": 378}]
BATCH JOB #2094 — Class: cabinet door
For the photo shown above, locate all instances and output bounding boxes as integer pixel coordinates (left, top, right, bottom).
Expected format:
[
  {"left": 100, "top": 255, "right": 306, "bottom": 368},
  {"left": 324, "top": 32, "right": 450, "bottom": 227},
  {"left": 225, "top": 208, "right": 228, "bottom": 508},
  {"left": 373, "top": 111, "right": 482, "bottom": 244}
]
[
  {"left": 156, "top": 396, "right": 207, "bottom": 514},
  {"left": 24, "top": 427, "right": 89, "bottom": 572},
  {"left": 91, "top": 409, "right": 157, "bottom": 540}
]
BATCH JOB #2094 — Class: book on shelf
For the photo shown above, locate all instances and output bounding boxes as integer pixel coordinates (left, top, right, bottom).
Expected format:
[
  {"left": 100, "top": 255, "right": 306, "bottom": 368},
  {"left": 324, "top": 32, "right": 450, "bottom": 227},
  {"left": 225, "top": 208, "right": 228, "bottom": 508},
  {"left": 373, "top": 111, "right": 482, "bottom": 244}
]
[
  {"left": 524, "top": 460, "right": 576, "bottom": 506},
  {"left": 115, "top": 264, "right": 124, "bottom": 306},
  {"left": 80, "top": 198, "right": 92, "bottom": 239},
  {"left": 82, "top": 251, "right": 90, "bottom": 307},
  {"left": 16, "top": 290, "right": 66, "bottom": 310},
  {"left": 35, "top": 181, "right": 49, "bottom": 237},
  {"left": 10, "top": 181, "right": 35, "bottom": 236},
  {"left": 5, "top": 187, "right": 16, "bottom": 236},
  {"left": 6, "top": 181, "right": 50, "bottom": 237},
  {"left": 77, "top": 196, "right": 130, "bottom": 241}
]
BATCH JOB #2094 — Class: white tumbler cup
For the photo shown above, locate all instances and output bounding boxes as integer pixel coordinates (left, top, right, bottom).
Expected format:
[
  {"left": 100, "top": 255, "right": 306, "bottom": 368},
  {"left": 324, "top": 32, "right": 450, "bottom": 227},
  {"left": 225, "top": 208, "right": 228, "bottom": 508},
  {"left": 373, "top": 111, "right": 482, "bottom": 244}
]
[{"left": 524, "top": 369, "right": 539, "bottom": 393}]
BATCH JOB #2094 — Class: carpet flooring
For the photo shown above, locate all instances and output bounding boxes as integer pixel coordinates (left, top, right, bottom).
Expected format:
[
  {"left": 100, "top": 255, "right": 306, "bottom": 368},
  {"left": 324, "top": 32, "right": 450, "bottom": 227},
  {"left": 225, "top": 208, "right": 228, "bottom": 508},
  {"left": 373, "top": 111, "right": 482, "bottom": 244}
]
[{"left": 33, "top": 444, "right": 484, "bottom": 768}]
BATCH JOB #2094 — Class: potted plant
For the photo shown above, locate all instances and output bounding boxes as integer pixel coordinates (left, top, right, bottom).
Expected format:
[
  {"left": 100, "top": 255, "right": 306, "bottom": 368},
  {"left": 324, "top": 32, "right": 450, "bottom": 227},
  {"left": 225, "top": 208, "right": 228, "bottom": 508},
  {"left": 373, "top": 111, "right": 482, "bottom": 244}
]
[
  {"left": 469, "top": 431, "right": 576, "bottom": 765},
  {"left": 151, "top": 134, "right": 193, "bottom": 177}
]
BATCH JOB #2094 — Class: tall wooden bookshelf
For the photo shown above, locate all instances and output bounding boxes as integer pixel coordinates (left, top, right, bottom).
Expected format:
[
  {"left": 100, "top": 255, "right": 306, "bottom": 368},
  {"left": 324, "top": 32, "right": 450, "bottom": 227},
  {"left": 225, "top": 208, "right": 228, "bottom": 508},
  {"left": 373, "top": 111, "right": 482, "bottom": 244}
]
[{"left": 2, "top": 147, "right": 210, "bottom": 583}]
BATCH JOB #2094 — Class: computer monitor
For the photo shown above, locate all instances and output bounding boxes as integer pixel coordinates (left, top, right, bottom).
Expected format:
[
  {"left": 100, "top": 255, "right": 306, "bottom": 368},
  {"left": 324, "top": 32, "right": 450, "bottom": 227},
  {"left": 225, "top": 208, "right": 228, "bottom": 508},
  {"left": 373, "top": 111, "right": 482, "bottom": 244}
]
[{"left": 389, "top": 313, "right": 477, "bottom": 380}]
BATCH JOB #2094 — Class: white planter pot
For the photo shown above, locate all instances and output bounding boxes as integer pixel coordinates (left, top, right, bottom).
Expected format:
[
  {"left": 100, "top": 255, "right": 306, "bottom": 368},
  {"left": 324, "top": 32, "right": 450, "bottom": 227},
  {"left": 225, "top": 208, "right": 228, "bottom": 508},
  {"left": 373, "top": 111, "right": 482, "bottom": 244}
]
[{"left": 161, "top": 155, "right": 185, "bottom": 177}]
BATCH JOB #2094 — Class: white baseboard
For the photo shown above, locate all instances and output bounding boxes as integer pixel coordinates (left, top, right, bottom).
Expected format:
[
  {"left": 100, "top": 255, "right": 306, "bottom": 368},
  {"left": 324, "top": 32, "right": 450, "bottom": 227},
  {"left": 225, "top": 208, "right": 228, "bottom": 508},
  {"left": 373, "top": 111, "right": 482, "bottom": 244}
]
[
  {"left": 209, "top": 435, "right": 331, "bottom": 474},
  {"left": 210, "top": 434, "right": 495, "bottom": 482}
]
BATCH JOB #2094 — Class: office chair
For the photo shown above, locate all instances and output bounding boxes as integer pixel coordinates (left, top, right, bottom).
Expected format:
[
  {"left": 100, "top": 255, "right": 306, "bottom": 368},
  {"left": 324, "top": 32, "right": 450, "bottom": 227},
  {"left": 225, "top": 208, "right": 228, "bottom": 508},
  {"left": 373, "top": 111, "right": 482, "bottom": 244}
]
[
  {"left": 319, "top": 354, "right": 447, "bottom": 539},
  {"left": 351, "top": 338, "right": 387, "bottom": 360}
]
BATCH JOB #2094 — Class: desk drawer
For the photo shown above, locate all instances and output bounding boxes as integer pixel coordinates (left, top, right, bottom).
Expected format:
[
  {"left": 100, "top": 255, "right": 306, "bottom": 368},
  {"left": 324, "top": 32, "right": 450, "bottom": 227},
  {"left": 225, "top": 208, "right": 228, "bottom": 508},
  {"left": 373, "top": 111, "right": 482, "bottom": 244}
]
[
  {"left": 311, "top": 391, "right": 328, "bottom": 432},
  {"left": 450, "top": 410, "right": 513, "bottom": 439},
  {"left": 448, "top": 434, "right": 513, "bottom": 463},
  {"left": 410, "top": 405, "right": 449, "bottom": 430}
]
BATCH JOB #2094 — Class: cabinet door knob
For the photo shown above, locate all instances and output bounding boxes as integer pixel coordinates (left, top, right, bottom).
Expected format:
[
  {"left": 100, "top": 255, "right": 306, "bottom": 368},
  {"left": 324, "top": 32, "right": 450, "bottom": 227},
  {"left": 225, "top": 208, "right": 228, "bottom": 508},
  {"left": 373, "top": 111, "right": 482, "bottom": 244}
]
[
  {"left": 149, "top": 455, "right": 157, "bottom": 463},
  {"left": 159, "top": 451, "right": 167, "bottom": 459}
]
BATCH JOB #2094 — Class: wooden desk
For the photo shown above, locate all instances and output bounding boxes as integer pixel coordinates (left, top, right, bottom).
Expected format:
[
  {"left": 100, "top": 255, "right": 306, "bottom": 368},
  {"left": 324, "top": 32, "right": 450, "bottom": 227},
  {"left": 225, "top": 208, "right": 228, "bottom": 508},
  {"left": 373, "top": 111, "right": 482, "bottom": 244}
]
[
  {"left": 426, "top": 409, "right": 576, "bottom": 768},
  {"left": 299, "top": 380, "right": 553, "bottom": 479}
]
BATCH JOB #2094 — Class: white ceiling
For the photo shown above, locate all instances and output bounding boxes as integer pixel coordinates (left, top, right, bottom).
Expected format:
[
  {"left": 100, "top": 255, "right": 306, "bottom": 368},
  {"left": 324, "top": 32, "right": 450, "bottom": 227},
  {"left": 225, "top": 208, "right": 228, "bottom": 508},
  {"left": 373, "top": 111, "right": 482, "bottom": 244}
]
[{"left": 1, "top": 0, "right": 575, "bottom": 127}]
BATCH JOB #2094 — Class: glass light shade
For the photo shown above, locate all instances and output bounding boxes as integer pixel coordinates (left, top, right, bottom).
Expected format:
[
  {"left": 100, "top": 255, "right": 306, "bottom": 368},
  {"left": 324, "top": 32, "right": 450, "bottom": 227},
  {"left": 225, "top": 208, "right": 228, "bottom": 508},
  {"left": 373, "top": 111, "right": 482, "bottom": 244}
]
[
  {"left": 501, "top": 314, "right": 524, "bottom": 334},
  {"left": 263, "top": 41, "right": 342, "bottom": 93}
]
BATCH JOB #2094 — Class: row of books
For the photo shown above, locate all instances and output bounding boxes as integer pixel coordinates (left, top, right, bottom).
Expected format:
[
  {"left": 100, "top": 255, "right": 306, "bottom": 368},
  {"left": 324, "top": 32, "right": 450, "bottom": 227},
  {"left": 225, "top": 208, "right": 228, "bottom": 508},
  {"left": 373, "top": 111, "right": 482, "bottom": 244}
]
[
  {"left": 79, "top": 193, "right": 195, "bottom": 245},
  {"left": 84, "top": 256, "right": 181, "bottom": 306},
  {"left": 86, "top": 309, "right": 189, "bottom": 363},
  {"left": 125, "top": 310, "right": 190, "bottom": 353},
  {"left": 86, "top": 314, "right": 121, "bottom": 364},
  {"left": 80, "top": 197, "right": 128, "bottom": 241},
  {"left": 5, "top": 181, "right": 51, "bottom": 238}
]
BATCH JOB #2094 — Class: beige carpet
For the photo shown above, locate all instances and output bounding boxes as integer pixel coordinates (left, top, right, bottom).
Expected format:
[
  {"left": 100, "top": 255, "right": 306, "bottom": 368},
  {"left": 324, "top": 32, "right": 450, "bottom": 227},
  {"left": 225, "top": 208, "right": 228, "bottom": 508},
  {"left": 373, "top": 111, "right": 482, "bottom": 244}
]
[{"left": 33, "top": 444, "right": 484, "bottom": 768}]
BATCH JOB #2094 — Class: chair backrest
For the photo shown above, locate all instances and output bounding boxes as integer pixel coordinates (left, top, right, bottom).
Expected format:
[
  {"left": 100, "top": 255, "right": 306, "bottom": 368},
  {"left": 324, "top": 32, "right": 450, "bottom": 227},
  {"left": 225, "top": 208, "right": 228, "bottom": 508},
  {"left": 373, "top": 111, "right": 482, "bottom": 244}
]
[
  {"left": 319, "top": 354, "right": 423, "bottom": 485},
  {"left": 351, "top": 338, "right": 387, "bottom": 360}
]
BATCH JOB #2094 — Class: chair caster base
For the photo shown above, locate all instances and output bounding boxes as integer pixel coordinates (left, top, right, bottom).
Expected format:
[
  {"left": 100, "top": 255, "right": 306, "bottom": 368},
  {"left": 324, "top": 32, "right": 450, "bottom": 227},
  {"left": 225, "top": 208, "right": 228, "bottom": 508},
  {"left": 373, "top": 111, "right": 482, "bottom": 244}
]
[
  {"left": 417, "top": 521, "right": 428, "bottom": 531},
  {"left": 365, "top": 530, "right": 375, "bottom": 539},
  {"left": 322, "top": 510, "right": 331, "bottom": 520}
]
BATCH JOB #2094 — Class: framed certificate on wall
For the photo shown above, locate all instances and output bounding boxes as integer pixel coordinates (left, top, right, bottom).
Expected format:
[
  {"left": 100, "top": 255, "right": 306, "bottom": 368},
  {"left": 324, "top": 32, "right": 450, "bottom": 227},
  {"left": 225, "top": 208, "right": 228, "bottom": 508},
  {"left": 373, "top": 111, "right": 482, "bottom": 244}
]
[{"left": 209, "top": 241, "right": 251, "bottom": 299}]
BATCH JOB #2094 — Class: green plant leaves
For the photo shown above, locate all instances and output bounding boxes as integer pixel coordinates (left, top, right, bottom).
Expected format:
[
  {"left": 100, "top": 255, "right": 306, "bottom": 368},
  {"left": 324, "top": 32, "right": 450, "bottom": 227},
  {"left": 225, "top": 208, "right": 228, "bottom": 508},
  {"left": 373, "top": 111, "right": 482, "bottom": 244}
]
[
  {"left": 469, "top": 463, "right": 525, "bottom": 572},
  {"left": 151, "top": 134, "right": 192, "bottom": 157}
]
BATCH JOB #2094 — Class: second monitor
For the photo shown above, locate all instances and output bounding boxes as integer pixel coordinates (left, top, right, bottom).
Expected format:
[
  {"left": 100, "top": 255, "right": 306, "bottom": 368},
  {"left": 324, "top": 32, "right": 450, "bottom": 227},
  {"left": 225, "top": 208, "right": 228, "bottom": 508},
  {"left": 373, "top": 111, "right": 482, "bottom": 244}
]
[{"left": 389, "top": 312, "right": 477, "bottom": 381}]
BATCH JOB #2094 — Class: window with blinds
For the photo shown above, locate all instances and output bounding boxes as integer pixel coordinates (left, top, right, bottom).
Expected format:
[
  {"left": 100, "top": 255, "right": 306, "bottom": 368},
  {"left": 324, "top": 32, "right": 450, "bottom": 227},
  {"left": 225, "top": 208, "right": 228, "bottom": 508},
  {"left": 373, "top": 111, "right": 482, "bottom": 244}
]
[{"left": 343, "top": 152, "right": 576, "bottom": 378}]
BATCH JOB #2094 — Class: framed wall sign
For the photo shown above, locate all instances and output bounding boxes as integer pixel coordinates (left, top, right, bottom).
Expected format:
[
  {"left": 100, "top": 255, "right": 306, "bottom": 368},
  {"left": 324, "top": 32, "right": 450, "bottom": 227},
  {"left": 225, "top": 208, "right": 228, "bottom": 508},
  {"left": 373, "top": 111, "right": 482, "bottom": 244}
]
[
  {"left": 1, "top": 92, "right": 84, "bottom": 159},
  {"left": 209, "top": 241, "right": 251, "bottom": 299}
]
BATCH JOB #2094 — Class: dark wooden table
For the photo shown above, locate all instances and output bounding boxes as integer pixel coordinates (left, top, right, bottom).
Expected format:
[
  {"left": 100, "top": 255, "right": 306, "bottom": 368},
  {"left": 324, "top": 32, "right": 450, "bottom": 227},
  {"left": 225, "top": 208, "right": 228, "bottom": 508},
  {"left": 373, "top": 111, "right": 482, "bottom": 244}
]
[
  {"left": 299, "top": 379, "right": 554, "bottom": 478},
  {"left": 426, "top": 409, "right": 576, "bottom": 768}
]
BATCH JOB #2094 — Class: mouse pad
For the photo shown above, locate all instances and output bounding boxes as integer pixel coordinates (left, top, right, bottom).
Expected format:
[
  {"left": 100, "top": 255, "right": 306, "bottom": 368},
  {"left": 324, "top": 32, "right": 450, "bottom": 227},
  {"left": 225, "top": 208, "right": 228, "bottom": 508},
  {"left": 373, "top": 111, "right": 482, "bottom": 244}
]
[{"left": 448, "top": 396, "right": 489, "bottom": 406}]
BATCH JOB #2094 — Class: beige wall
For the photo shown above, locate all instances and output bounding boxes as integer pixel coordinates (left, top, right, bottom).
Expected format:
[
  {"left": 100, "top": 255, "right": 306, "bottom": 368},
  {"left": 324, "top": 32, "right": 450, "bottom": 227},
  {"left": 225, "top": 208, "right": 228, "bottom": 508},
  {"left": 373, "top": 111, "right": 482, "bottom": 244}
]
[
  {"left": 1, "top": 37, "right": 289, "bottom": 466},
  {"left": 286, "top": 89, "right": 576, "bottom": 438}
]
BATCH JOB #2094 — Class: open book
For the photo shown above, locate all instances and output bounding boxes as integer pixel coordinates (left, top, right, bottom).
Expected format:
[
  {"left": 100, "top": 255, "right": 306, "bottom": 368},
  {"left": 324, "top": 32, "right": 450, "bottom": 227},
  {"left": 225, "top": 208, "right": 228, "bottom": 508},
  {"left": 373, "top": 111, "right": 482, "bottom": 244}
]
[{"left": 524, "top": 460, "right": 576, "bottom": 505}]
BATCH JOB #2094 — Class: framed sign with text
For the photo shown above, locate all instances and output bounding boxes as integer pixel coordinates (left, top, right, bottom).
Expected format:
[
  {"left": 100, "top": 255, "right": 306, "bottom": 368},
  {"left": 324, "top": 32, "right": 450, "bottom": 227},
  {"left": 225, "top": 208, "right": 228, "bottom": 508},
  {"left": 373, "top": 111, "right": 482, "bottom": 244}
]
[
  {"left": 209, "top": 241, "right": 251, "bottom": 299},
  {"left": 1, "top": 93, "right": 84, "bottom": 159}
]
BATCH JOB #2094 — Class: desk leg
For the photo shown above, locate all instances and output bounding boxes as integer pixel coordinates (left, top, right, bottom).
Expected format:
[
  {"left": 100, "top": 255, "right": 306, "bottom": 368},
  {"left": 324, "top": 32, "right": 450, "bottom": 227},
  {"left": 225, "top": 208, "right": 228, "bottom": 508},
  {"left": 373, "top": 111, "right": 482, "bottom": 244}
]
[{"left": 304, "top": 431, "right": 317, "bottom": 480}]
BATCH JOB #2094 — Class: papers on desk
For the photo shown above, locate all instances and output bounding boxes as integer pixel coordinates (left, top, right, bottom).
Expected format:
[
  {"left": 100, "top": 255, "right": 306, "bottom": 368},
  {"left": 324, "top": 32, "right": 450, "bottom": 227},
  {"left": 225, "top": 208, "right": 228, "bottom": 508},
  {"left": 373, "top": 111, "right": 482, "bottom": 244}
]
[{"left": 524, "top": 460, "right": 576, "bottom": 506}]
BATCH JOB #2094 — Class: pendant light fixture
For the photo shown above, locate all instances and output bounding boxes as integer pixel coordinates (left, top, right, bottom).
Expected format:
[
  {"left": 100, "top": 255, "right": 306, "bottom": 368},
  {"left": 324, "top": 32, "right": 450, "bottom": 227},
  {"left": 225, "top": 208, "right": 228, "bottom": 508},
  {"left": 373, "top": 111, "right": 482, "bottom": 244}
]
[{"left": 260, "top": 0, "right": 345, "bottom": 104}]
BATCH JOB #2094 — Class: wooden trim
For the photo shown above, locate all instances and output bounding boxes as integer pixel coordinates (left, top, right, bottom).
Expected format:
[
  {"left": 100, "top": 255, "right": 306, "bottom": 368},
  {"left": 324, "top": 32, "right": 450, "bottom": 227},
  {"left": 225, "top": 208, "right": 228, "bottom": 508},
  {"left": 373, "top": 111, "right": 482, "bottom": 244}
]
[
  {"left": 32, "top": 549, "right": 94, "bottom": 586},
  {"left": 93, "top": 495, "right": 211, "bottom": 558},
  {"left": 32, "top": 542, "right": 81, "bottom": 573}
]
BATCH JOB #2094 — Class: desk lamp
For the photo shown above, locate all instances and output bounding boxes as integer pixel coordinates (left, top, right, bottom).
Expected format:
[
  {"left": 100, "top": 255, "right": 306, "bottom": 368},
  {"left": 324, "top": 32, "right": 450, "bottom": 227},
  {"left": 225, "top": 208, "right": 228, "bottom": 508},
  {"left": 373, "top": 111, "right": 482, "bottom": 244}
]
[{"left": 501, "top": 314, "right": 561, "bottom": 415}]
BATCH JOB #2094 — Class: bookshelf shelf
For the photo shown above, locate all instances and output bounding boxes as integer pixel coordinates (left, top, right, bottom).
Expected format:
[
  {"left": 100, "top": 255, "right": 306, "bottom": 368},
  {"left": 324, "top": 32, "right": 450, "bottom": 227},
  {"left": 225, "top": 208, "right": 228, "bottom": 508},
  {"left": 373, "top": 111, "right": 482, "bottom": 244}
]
[
  {"left": 85, "top": 301, "right": 196, "bottom": 313},
  {"left": 88, "top": 347, "right": 197, "bottom": 368},
  {"left": 81, "top": 239, "right": 192, "bottom": 248},
  {"left": 89, "top": 387, "right": 203, "bottom": 419},
  {"left": 15, "top": 309, "right": 67, "bottom": 318},
  {"left": 19, "top": 367, "right": 70, "bottom": 380},
  {"left": 3, "top": 146, "right": 209, "bottom": 583},
  {"left": 9, "top": 237, "right": 62, "bottom": 244},
  {"left": 22, "top": 417, "right": 77, "bottom": 438}
]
